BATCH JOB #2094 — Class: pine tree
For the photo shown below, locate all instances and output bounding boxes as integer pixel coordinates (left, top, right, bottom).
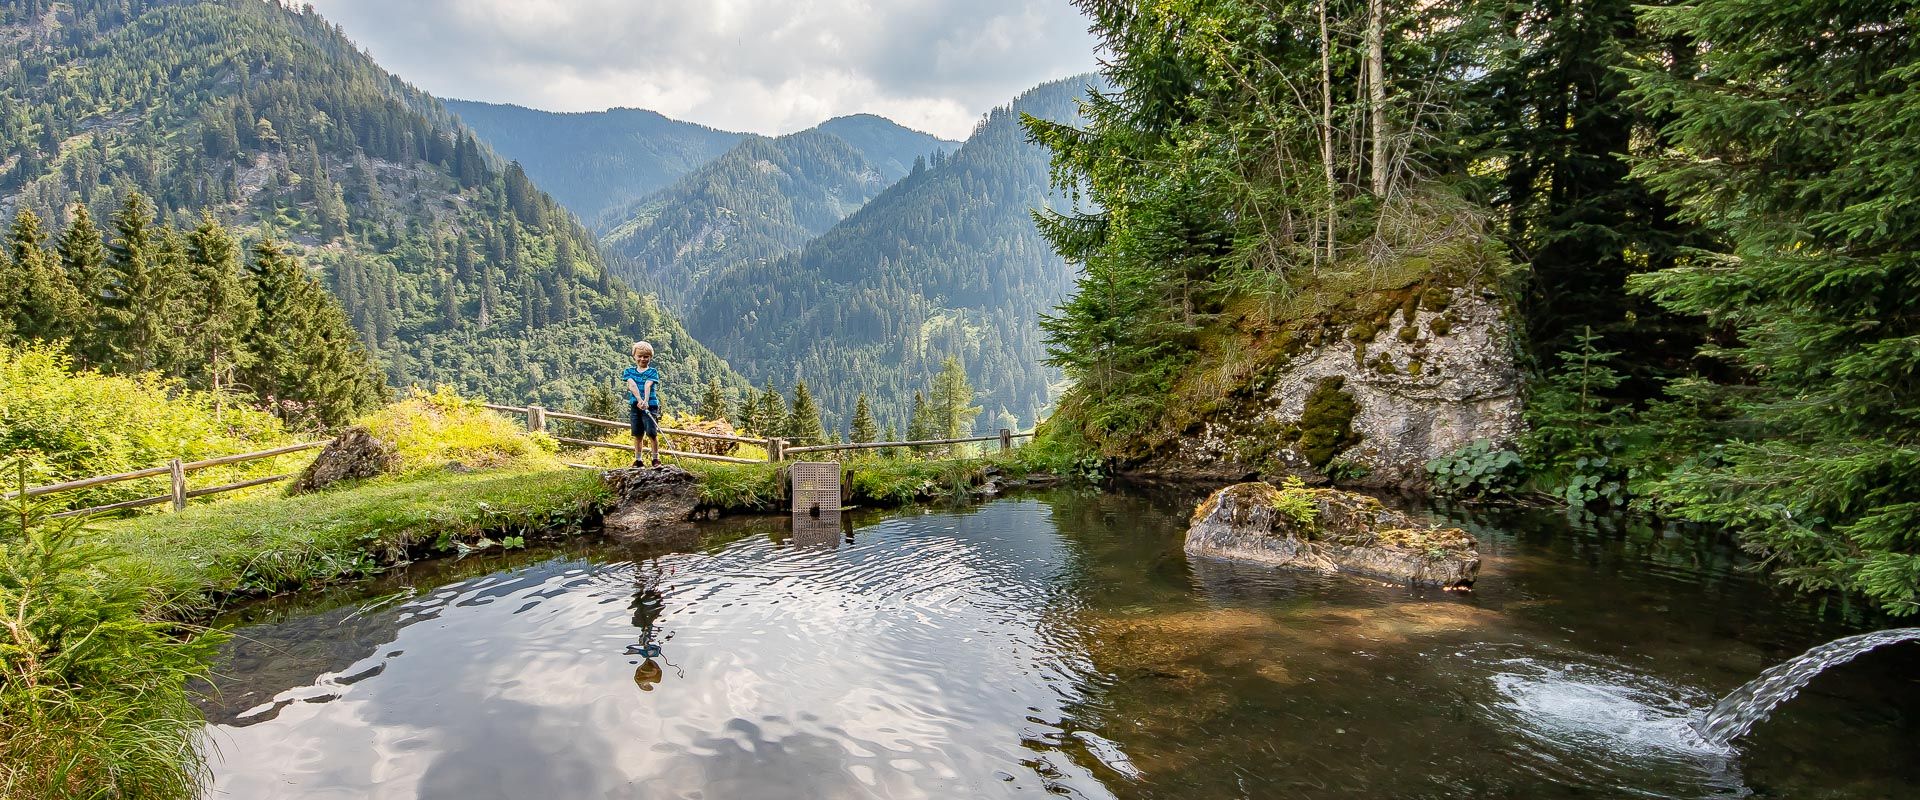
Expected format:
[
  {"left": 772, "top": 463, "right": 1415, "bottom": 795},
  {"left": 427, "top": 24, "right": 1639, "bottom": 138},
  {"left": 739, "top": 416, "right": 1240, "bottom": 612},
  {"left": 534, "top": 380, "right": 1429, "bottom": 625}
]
[
  {"left": 738, "top": 385, "right": 763, "bottom": 434},
  {"left": 698, "top": 376, "right": 727, "bottom": 422},
  {"left": 782, "top": 381, "right": 827, "bottom": 446},
  {"left": 850, "top": 393, "right": 879, "bottom": 443},
  {"left": 1625, "top": 0, "right": 1920, "bottom": 613},
  {"left": 882, "top": 423, "right": 901, "bottom": 458},
  {"left": 756, "top": 379, "right": 786, "bottom": 438},
  {"left": 181, "top": 213, "right": 254, "bottom": 393},
  {"left": 906, "top": 390, "right": 934, "bottom": 454},
  {"left": 6, "top": 208, "right": 81, "bottom": 343},
  {"left": 57, "top": 203, "right": 109, "bottom": 363},
  {"left": 242, "top": 239, "right": 384, "bottom": 426},
  {"left": 102, "top": 193, "right": 170, "bottom": 372}
]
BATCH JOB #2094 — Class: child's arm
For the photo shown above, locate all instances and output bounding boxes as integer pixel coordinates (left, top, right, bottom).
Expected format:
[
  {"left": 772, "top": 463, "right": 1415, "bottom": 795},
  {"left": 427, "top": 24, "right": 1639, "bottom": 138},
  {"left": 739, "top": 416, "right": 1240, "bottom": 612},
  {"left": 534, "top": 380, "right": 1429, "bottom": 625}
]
[
  {"left": 626, "top": 378, "right": 643, "bottom": 406},
  {"left": 641, "top": 379, "right": 656, "bottom": 410}
]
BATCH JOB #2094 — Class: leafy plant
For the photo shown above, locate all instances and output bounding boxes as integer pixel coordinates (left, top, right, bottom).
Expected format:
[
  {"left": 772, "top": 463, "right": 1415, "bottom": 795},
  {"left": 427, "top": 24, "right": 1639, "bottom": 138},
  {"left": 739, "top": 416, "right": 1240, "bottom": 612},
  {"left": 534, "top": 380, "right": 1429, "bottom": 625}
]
[
  {"left": 1268, "top": 476, "right": 1320, "bottom": 528},
  {"left": 1427, "top": 439, "right": 1525, "bottom": 499}
]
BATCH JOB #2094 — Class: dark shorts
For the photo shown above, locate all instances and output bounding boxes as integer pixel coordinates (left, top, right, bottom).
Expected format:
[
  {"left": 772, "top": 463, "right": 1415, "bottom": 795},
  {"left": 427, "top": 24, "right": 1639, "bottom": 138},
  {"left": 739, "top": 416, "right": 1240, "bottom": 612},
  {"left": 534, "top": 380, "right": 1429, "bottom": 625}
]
[{"left": 630, "top": 404, "right": 660, "bottom": 437}]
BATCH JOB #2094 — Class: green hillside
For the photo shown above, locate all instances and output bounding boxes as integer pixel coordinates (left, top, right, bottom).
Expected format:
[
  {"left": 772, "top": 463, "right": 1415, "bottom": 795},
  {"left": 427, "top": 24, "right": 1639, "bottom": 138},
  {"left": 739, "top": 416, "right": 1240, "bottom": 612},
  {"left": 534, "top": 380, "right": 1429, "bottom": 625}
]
[
  {"left": 444, "top": 99, "right": 745, "bottom": 231},
  {"left": 686, "top": 75, "right": 1093, "bottom": 434},
  {"left": 601, "top": 126, "right": 939, "bottom": 309},
  {"left": 813, "top": 114, "right": 957, "bottom": 181},
  {"left": 0, "top": 0, "right": 744, "bottom": 411}
]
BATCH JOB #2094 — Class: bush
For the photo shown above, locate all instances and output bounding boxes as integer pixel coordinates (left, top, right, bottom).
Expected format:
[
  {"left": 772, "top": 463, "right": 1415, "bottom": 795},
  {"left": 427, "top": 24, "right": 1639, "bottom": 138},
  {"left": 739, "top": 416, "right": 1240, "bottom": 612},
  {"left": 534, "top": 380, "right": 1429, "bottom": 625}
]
[
  {"left": 356, "top": 386, "right": 558, "bottom": 474},
  {"left": 1428, "top": 439, "right": 1525, "bottom": 499},
  {"left": 0, "top": 460, "right": 222, "bottom": 798},
  {"left": 0, "top": 343, "right": 297, "bottom": 512}
]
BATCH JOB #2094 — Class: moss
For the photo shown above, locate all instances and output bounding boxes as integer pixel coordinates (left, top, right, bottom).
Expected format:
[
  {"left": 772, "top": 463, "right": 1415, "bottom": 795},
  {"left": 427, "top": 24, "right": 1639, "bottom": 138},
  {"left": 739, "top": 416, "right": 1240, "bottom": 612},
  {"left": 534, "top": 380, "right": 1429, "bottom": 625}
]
[
  {"left": 1371, "top": 353, "right": 1398, "bottom": 375},
  {"left": 1297, "top": 377, "right": 1360, "bottom": 468},
  {"left": 1421, "top": 285, "right": 1453, "bottom": 313},
  {"left": 1428, "top": 315, "right": 1454, "bottom": 337},
  {"left": 1396, "top": 324, "right": 1419, "bottom": 343},
  {"left": 1399, "top": 289, "right": 1423, "bottom": 325},
  {"left": 1407, "top": 359, "right": 1425, "bottom": 377},
  {"left": 1345, "top": 318, "right": 1379, "bottom": 345}
]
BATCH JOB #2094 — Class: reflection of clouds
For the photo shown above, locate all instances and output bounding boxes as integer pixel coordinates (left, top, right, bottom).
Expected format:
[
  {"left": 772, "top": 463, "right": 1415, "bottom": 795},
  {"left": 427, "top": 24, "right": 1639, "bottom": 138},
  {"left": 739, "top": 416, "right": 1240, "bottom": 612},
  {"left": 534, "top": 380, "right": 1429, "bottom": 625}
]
[{"left": 204, "top": 503, "right": 1118, "bottom": 799}]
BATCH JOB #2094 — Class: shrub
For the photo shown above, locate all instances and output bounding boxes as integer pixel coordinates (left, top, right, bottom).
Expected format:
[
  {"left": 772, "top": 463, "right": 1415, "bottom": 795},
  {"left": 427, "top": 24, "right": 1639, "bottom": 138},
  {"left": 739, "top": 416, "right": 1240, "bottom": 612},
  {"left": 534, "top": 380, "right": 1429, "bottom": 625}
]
[
  {"left": 356, "top": 386, "right": 557, "bottom": 474},
  {"left": 0, "top": 459, "right": 223, "bottom": 798},
  {"left": 0, "top": 343, "right": 297, "bottom": 512}
]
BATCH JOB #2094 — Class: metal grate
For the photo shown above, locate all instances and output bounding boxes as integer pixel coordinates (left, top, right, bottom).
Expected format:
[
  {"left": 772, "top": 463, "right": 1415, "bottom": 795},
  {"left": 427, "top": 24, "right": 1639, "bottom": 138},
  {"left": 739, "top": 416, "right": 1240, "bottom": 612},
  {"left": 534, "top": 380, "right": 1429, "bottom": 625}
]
[{"left": 789, "top": 461, "right": 842, "bottom": 515}]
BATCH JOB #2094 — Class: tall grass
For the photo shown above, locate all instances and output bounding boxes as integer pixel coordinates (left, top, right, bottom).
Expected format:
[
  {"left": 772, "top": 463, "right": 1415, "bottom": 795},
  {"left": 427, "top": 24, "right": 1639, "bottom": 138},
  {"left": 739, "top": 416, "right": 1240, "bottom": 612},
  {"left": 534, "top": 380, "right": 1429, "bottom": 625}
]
[{"left": 0, "top": 459, "right": 222, "bottom": 800}]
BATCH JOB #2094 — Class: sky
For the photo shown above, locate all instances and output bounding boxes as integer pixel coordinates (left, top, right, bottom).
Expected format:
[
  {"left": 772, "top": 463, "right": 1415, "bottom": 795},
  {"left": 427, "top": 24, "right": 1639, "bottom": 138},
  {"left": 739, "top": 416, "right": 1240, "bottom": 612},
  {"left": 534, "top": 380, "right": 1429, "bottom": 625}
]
[{"left": 302, "top": 0, "right": 1102, "bottom": 141}]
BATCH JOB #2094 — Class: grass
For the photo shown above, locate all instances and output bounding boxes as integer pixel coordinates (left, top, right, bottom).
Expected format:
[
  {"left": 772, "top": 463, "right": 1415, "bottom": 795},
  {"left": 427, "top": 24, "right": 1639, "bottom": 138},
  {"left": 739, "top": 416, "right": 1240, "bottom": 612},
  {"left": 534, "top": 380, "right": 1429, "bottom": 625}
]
[{"left": 98, "top": 467, "right": 608, "bottom": 613}]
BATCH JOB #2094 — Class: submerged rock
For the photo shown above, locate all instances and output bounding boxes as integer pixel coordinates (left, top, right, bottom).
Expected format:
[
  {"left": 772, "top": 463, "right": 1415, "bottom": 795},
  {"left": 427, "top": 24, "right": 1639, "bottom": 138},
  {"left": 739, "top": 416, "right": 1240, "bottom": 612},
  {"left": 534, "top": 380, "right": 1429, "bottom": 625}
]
[
  {"left": 1185, "top": 482, "right": 1479, "bottom": 588},
  {"left": 289, "top": 426, "right": 399, "bottom": 494},
  {"left": 602, "top": 465, "right": 701, "bottom": 543}
]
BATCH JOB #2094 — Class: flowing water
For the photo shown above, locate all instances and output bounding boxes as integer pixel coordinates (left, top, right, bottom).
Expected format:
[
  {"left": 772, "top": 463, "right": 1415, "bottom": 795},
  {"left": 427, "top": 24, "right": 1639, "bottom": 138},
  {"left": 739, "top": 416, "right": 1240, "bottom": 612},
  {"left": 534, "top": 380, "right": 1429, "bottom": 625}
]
[
  {"left": 197, "top": 488, "right": 1920, "bottom": 799},
  {"left": 1695, "top": 627, "right": 1920, "bottom": 745}
]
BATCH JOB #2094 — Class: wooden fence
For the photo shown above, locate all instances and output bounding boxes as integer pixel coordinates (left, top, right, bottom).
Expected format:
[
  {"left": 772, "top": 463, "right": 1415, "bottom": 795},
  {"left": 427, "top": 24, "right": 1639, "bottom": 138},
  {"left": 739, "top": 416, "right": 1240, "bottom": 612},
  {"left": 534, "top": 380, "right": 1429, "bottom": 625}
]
[
  {"left": 5, "top": 404, "right": 1035, "bottom": 519},
  {"left": 3, "top": 441, "right": 327, "bottom": 519},
  {"left": 481, "top": 404, "right": 1032, "bottom": 464}
]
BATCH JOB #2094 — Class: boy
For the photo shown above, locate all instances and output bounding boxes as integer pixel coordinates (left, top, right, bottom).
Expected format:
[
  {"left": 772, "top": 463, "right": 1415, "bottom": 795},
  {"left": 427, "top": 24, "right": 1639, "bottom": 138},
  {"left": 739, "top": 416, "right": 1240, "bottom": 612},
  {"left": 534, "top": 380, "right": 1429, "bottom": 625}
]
[{"left": 623, "top": 341, "right": 662, "bottom": 467}]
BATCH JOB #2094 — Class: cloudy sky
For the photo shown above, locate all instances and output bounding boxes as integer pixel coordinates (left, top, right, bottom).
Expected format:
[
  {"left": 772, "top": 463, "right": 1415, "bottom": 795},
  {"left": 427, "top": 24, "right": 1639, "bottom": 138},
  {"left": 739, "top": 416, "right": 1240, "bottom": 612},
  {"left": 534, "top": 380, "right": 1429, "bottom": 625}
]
[{"left": 303, "top": 0, "right": 1102, "bottom": 140}]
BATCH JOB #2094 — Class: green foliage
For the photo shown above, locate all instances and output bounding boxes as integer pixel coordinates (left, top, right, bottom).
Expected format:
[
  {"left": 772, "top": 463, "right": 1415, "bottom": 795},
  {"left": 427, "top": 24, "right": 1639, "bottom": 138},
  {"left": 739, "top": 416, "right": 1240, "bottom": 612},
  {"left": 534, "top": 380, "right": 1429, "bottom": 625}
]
[
  {"left": 0, "top": 342, "right": 299, "bottom": 512},
  {"left": 781, "top": 381, "right": 829, "bottom": 447},
  {"left": 929, "top": 355, "right": 984, "bottom": 440},
  {"left": 1427, "top": 439, "right": 1525, "bottom": 499},
  {"left": 1, "top": 459, "right": 222, "bottom": 799},
  {"left": 1620, "top": 0, "right": 1920, "bottom": 614},
  {"left": 697, "top": 377, "right": 728, "bottom": 422},
  {"left": 1268, "top": 476, "right": 1321, "bottom": 529},
  {"left": 849, "top": 394, "right": 879, "bottom": 443},
  {"left": 1521, "top": 327, "right": 1634, "bottom": 507},
  {"left": 355, "top": 386, "right": 558, "bottom": 475}
]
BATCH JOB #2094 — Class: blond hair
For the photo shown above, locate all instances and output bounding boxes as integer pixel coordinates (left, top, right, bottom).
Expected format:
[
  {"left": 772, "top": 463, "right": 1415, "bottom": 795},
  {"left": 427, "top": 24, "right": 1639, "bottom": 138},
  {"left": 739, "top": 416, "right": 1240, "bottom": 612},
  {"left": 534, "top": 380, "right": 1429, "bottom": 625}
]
[{"left": 631, "top": 341, "right": 654, "bottom": 359}]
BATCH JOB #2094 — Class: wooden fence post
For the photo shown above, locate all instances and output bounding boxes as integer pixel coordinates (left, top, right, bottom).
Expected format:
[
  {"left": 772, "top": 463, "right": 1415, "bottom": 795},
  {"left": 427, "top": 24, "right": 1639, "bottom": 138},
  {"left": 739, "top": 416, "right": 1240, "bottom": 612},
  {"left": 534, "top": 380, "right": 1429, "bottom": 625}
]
[
  {"left": 169, "top": 458, "right": 186, "bottom": 512},
  {"left": 527, "top": 405, "right": 546, "bottom": 434},
  {"left": 766, "top": 437, "right": 784, "bottom": 462},
  {"left": 1000, "top": 429, "right": 1012, "bottom": 453}
]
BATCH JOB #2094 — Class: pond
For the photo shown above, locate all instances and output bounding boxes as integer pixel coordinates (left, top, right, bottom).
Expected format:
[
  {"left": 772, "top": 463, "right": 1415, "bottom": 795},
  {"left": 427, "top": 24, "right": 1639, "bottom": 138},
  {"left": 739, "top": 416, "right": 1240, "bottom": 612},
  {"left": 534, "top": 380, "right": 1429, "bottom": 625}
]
[{"left": 197, "top": 488, "right": 1919, "bottom": 799}]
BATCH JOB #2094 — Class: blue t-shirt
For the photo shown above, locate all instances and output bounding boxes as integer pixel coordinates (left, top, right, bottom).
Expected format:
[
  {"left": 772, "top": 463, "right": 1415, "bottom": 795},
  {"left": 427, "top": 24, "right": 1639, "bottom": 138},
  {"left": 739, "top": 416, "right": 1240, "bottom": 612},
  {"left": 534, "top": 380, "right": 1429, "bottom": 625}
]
[{"left": 623, "top": 366, "right": 661, "bottom": 409}]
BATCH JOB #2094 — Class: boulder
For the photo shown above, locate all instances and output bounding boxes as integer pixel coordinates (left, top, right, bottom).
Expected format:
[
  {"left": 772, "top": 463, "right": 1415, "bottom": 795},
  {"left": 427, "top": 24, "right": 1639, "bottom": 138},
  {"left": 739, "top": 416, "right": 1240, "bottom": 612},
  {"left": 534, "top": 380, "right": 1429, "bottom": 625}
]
[
  {"left": 1185, "top": 482, "right": 1479, "bottom": 588},
  {"left": 666, "top": 419, "right": 740, "bottom": 457},
  {"left": 602, "top": 465, "right": 701, "bottom": 544},
  {"left": 289, "top": 426, "right": 400, "bottom": 494}
]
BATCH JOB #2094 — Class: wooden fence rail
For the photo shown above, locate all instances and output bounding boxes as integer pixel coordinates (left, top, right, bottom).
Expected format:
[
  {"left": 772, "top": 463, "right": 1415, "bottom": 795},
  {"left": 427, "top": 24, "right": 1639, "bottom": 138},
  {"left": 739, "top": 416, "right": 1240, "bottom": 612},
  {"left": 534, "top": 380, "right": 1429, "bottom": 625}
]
[
  {"left": 484, "top": 402, "right": 1032, "bottom": 463},
  {"left": 5, "top": 441, "right": 327, "bottom": 519}
]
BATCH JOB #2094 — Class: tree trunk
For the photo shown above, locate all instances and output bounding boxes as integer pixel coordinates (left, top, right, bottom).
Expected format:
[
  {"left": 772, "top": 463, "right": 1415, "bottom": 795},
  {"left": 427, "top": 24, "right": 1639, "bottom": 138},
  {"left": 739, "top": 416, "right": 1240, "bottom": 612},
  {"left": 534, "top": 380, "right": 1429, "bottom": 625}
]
[
  {"left": 1367, "top": 0, "right": 1389, "bottom": 198},
  {"left": 1320, "top": 0, "right": 1337, "bottom": 265}
]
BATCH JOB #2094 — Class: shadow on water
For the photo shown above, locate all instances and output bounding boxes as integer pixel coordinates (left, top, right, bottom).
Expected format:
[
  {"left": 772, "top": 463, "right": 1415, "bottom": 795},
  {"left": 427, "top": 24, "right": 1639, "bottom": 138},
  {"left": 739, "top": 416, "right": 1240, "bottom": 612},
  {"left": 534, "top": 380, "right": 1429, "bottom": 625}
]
[{"left": 197, "top": 488, "right": 1920, "bottom": 799}]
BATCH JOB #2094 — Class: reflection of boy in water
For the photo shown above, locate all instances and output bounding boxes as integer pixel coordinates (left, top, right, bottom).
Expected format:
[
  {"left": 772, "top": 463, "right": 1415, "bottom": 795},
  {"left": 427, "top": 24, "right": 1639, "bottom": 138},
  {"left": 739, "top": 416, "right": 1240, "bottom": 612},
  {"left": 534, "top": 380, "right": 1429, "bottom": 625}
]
[{"left": 626, "top": 567, "right": 668, "bottom": 691}]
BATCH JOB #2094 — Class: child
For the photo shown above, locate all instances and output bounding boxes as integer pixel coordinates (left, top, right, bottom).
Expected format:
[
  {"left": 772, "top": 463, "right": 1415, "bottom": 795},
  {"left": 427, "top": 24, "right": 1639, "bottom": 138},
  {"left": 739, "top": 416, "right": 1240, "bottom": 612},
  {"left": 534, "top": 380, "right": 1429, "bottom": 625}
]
[{"left": 622, "top": 341, "right": 662, "bottom": 467}]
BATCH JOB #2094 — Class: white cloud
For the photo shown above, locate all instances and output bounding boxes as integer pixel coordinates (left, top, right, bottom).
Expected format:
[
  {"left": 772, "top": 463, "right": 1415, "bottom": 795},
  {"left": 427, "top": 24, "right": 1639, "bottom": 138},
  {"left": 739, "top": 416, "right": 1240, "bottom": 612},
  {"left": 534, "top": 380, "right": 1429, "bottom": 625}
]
[{"left": 303, "top": 0, "right": 1100, "bottom": 139}]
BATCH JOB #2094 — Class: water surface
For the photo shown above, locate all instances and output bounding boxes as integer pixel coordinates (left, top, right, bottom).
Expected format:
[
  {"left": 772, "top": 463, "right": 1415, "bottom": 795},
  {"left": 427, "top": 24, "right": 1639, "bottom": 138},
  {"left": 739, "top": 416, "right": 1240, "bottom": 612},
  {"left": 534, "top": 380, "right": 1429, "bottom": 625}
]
[{"left": 199, "top": 489, "right": 1920, "bottom": 799}]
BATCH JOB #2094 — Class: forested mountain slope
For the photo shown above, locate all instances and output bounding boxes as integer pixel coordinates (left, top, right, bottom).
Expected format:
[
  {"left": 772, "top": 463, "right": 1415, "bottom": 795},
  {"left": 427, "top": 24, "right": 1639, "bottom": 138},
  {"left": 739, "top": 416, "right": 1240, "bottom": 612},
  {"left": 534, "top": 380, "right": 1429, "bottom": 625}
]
[
  {"left": 0, "top": 0, "right": 743, "bottom": 410},
  {"left": 686, "top": 75, "right": 1093, "bottom": 434},
  {"left": 444, "top": 99, "right": 744, "bottom": 231},
  {"left": 600, "top": 120, "right": 951, "bottom": 310}
]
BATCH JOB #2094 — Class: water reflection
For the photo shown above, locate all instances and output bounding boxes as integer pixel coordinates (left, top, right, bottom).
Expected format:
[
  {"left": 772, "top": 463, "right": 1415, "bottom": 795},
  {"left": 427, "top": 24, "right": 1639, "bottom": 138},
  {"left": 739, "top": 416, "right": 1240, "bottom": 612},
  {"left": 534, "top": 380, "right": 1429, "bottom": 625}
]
[{"left": 198, "top": 490, "right": 1920, "bottom": 799}]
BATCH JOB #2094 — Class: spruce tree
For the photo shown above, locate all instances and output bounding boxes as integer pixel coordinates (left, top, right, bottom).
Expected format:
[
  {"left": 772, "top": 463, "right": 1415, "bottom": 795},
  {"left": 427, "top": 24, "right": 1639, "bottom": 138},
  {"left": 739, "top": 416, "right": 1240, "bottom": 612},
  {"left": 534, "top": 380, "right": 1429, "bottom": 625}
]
[
  {"left": 756, "top": 379, "right": 786, "bottom": 438},
  {"left": 6, "top": 208, "right": 80, "bottom": 343},
  {"left": 57, "top": 203, "right": 109, "bottom": 363},
  {"left": 103, "top": 193, "right": 169, "bottom": 372},
  {"left": 907, "top": 390, "right": 934, "bottom": 454},
  {"left": 243, "top": 239, "right": 384, "bottom": 427},
  {"left": 737, "top": 385, "right": 763, "bottom": 434},
  {"left": 850, "top": 394, "right": 879, "bottom": 443},
  {"left": 181, "top": 213, "right": 254, "bottom": 393},
  {"left": 783, "top": 381, "right": 827, "bottom": 446},
  {"left": 1627, "top": 0, "right": 1920, "bottom": 612},
  {"left": 698, "top": 376, "right": 727, "bottom": 422}
]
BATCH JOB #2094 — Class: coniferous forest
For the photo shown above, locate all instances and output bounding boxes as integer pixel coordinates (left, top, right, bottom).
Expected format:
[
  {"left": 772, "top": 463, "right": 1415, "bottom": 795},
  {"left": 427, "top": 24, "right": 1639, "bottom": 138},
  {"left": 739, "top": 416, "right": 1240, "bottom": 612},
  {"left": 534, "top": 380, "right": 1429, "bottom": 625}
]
[
  {"left": 1031, "top": 0, "right": 1920, "bottom": 614},
  {"left": 0, "top": 0, "right": 744, "bottom": 412}
]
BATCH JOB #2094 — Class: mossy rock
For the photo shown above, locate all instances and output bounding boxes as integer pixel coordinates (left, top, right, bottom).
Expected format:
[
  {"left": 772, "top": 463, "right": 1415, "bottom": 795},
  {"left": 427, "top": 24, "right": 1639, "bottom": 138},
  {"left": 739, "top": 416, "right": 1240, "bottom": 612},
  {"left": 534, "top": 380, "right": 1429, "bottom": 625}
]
[{"left": 1298, "top": 377, "right": 1359, "bottom": 468}]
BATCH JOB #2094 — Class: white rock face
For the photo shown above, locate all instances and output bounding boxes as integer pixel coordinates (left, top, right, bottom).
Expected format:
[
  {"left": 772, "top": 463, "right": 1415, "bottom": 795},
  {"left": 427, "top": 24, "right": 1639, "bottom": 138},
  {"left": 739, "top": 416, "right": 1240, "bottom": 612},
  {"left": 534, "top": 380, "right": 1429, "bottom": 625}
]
[{"left": 1162, "top": 287, "right": 1525, "bottom": 488}]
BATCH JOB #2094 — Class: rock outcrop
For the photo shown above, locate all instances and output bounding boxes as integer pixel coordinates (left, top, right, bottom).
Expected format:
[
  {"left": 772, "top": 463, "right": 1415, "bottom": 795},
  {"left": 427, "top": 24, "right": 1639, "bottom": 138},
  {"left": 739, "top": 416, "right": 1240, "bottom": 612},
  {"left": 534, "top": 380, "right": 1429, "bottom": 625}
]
[
  {"left": 667, "top": 419, "right": 740, "bottom": 457},
  {"left": 602, "top": 465, "right": 701, "bottom": 543},
  {"left": 1152, "top": 282, "right": 1525, "bottom": 489},
  {"left": 1185, "top": 482, "right": 1479, "bottom": 588},
  {"left": 289, "top": 426, "right": 399, "bottom": 494}
]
